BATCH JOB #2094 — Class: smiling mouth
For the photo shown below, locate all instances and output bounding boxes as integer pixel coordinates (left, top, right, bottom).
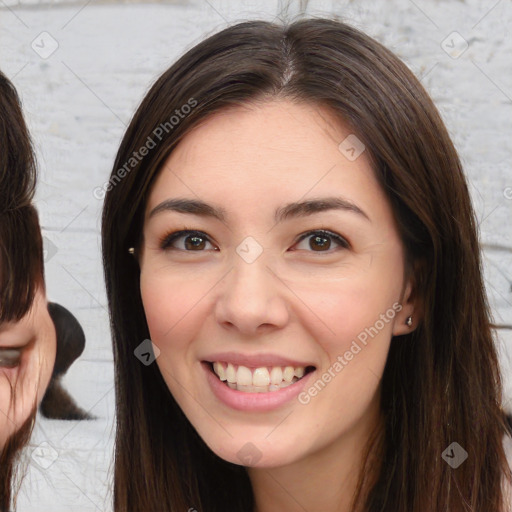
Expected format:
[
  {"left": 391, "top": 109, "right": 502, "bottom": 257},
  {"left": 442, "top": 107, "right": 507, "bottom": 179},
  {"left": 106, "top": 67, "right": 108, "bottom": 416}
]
[{"left": 206, "top": 361, "right": 316, "bottom": 393}]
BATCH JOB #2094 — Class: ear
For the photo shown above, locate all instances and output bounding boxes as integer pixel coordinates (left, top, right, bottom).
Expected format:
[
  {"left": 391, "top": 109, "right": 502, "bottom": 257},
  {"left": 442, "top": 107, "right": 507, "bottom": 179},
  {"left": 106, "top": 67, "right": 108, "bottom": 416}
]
[{"left": 392, "top": 265, "right": 423, "bottom": 336}]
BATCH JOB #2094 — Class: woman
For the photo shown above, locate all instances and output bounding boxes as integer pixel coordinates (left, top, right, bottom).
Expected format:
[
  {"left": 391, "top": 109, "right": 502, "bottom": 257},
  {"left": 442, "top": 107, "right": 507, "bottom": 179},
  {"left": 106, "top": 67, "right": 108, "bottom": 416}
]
[
  {"left": 102, "top": 18, "right": 512, "bottom": 511},
  {"left": 0, "top": 69, "right": 56, "bottom": 511},
  {"left": 0, "top": 70, "right": 91, "bottom": 511}
]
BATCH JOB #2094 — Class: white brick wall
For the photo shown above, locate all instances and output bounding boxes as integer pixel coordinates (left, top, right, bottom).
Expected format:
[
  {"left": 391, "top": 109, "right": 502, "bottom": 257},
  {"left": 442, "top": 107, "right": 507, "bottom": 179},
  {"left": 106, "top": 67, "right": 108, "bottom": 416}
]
[
  {"left": 1, "top": 0, "right": 182, "bottom": 5},
  {"left": 1, "top": 1, "right": 511, "bottom": 510}
]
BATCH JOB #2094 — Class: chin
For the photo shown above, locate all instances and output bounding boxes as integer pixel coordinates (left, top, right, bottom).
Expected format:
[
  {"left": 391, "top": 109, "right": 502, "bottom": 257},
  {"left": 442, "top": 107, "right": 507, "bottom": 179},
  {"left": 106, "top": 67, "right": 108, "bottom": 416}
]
[{"left": 202, "top": 432, "right": 303, "bottom": 469}]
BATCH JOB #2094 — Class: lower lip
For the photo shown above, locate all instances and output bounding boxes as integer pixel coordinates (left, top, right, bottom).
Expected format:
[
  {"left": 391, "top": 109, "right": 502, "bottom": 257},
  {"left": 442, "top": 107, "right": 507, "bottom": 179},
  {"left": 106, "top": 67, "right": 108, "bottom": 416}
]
[{"left": 202, "top": 362, "right": 314, "bottom": 412}]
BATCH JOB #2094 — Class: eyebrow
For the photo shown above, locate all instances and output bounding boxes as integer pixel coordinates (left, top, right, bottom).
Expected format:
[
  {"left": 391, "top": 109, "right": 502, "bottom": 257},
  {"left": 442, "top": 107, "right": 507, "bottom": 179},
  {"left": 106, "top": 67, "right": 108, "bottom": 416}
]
[{"left": 148, "top": 196, "right": 370, "bottom": 223}]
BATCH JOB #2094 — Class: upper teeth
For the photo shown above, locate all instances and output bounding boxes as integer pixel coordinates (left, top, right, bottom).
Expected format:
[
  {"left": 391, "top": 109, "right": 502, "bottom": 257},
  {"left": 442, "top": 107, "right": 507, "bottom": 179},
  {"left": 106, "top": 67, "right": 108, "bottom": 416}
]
[{"left": 213, "top": 362, "right": 306, "bottom": 386}]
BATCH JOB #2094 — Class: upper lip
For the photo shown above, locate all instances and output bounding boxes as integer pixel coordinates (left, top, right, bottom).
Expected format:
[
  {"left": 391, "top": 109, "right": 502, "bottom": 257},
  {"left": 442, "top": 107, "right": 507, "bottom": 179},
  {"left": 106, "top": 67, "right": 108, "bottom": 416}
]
[{"left": 203, "top": 352, "right": 315, "bottom": 369}]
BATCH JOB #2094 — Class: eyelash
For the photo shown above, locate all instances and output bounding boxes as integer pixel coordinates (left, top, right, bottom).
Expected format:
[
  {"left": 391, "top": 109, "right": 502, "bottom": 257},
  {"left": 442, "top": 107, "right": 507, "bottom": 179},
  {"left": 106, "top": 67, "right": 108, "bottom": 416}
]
[{"left": 159, "top": 229, "right": 350, "bottom": 253}]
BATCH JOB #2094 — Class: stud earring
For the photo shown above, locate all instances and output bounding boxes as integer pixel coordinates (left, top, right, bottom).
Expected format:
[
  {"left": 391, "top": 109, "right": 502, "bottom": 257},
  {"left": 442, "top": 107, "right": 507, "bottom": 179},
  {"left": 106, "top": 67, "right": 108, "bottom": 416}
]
[
  {"left": 128, "top": 247, "right": 135, "bottom": 255},
  {"left": 406, "top": 316, "right": 413, "bottom": 327}
]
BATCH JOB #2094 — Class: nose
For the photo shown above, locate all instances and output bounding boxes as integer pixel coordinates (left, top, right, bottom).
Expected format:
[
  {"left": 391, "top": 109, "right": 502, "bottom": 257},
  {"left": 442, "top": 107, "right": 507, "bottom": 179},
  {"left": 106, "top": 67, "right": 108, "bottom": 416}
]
[{"left": 214, "top": 255, "right": 290, "bottom": 336}]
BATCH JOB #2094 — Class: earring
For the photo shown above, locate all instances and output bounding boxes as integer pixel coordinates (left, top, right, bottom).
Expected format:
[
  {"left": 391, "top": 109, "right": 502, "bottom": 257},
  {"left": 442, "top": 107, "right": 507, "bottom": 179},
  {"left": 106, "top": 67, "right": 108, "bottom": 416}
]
[
  {"left": 406, "top": 316, "right": 413, "bottom": 327},
  {"left": 128, "top": 247, "right": 135, "bottom": 255}
]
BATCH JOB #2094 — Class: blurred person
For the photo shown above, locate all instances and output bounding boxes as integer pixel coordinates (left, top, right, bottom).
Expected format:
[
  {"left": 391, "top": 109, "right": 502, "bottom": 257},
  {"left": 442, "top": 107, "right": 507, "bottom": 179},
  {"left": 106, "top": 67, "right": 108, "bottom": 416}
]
[{"left": 0, "top": 70, "right": 91, "bottom": 512}]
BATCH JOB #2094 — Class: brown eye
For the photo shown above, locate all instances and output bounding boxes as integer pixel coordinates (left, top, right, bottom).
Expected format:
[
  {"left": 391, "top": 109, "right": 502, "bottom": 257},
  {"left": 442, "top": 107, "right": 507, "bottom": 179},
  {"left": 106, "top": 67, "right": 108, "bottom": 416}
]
[
  {"left": 160, "top": 230, "right": 217, "bottom": 251},
  {"left": 293, "top": 230, "right": 350, "bottom": 253},
  {"left": 184, "top": 234, "right": 207, "bottom": 250},
  {"left": 309, "top": 234, "right": 331, "bottom": 251},
  {"left": 0, "top": 348, "right": 22, "bottom": 368}
]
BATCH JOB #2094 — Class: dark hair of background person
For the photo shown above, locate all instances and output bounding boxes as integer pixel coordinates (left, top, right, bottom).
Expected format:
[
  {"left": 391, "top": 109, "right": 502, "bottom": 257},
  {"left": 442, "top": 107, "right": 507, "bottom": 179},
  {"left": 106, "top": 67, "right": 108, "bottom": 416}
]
[
  {"left": 0, "top": 69, "right": 44, "bottom": 512},
  {"left": 0, "top": 70, "right": 44, "bottom": 323},
  {"left": 101, "top": 18, "right": 512, "bottom": 512},
  {"left": 1, "top": 70, "right": 95, "bottom": 512},
  {"left": 40, "top": 302, "right": 95, "bottom": 421}
]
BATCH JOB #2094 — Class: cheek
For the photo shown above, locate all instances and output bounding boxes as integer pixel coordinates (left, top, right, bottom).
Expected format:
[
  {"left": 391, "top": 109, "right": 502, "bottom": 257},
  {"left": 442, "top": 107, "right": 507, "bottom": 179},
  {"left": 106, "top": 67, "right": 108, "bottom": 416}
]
[
  {"left": 0, "top": 367, "right": 36, "bottom": 445},
  {"left": 18, "top": 325, "right": 56, "bottom": 413},
  {"left": 139, "top": 268, "right": 215, "bottom": 376},
  {"left": 291, "top": 273, "right": 401, "bottom": 429},
  {"left": 140, "top": 269, "right": 214, "bottom": 409},
  {"left": 35, "top": 318, "right": 57, "bottom": 404},
  {"left": 0, "top": 376, "right": 16, "bottom": 443},
  {"left": 291, "top": 267, "right": 402, "bottom": 356},
  {"left": 140, "top": 269, "right": 204, "bottom": 340}
]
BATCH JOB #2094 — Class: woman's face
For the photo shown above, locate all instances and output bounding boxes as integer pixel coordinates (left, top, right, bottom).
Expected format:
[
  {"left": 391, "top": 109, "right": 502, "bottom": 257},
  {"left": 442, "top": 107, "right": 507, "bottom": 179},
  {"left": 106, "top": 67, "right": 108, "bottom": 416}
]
[
  {"left": 0, "top": 288, "right": 56, "bottom": 448},
  {"left": 140, "top": 100, "right": 416, "bottom": 467}
]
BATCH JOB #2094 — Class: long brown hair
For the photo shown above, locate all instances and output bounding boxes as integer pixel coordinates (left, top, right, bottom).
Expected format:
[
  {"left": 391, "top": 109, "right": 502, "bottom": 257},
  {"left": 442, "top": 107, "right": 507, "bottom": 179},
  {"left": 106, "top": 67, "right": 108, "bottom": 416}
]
[
  {"left": 0, "top": 71, "right": 44, "bottom": 322},
  {"left": 0, "top": 70, "right": 44, "bottom": 512},
  {"left": 101, "top": 18, "right": 512, "bottom": 511}
]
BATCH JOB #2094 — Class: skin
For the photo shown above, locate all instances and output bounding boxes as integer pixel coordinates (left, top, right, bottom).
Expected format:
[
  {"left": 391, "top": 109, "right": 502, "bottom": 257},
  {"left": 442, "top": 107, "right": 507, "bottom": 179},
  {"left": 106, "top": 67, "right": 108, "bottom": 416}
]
[
  {"left": 139, "top": 100, "right": 418, "bottom": 512},
  {"left": 0, "top": 288, "right": 56, "bottom": 448}
]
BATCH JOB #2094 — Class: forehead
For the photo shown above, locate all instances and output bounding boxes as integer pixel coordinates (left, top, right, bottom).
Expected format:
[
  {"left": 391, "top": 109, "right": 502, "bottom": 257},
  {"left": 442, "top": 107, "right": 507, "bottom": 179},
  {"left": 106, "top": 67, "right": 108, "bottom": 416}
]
[{"left": 146, "top": 100, "right": 387, "bottom": 223}]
